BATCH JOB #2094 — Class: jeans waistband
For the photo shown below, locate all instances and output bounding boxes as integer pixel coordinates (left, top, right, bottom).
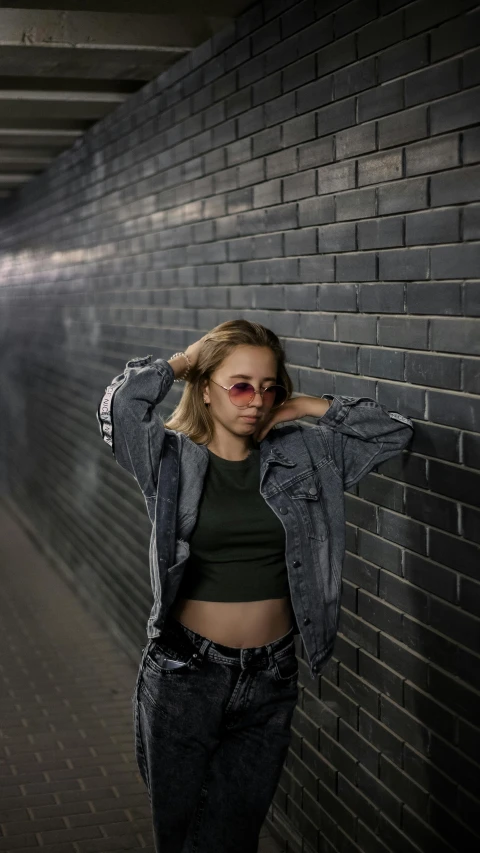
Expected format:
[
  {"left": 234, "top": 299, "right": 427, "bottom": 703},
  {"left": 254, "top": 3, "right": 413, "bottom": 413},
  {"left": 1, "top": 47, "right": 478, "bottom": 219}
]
[{"left": 161, "top": 613, "right": 295, "bottom": 670}]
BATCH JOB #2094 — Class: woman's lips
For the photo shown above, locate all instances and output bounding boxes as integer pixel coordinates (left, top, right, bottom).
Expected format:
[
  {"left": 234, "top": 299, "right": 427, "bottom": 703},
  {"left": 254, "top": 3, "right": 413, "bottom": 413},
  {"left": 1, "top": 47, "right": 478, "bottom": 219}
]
[{"left": 240, "top": 415, "right": 259, "bottom": 422}]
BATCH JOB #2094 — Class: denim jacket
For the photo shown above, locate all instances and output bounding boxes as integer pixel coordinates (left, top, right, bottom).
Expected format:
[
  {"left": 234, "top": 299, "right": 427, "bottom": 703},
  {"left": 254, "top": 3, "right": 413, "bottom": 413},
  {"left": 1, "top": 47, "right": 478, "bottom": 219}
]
[{"left": 97, "top": 354, "right": 414, "bottom": 680}]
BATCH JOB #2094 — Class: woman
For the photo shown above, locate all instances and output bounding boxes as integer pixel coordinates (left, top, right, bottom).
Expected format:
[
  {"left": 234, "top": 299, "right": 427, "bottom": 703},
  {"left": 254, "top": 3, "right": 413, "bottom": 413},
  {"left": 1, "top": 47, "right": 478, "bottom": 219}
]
[{"left": 97, "top": 320, "right": 413, "bottom": 852}]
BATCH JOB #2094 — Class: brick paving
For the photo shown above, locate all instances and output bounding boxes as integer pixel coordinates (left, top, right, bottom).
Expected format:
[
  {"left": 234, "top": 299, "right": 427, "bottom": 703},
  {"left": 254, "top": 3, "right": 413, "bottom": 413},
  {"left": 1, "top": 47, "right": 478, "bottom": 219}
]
[{"left": 0, "top": 502, "right": 283, "bottom": 853}]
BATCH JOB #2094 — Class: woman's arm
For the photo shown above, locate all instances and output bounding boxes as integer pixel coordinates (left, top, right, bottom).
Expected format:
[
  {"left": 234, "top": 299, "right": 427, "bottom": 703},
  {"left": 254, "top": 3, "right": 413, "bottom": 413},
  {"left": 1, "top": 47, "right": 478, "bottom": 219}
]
[
  {"left": 96, "top": 337, "right": 206, "bottom": 496},
  {"left": 96, "top": 355, "right": 175, "bottom": 496},
  {"left": 312, "top": 394, "right": 414, "bottom": 489}
]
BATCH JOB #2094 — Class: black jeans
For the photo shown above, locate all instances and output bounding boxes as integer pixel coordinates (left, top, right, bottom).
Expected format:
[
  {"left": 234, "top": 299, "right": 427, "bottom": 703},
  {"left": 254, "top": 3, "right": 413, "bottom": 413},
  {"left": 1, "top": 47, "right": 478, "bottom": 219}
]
[{"left": 132, "top": 612, "right": 299, "bottom": 853}]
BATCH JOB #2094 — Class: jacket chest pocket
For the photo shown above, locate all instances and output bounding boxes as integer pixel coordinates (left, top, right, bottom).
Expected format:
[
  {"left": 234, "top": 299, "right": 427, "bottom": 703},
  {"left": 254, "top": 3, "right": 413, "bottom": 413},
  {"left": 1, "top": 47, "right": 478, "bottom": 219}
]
[{"left": 283, "top": 474, "right": 329, "bottom": 542}]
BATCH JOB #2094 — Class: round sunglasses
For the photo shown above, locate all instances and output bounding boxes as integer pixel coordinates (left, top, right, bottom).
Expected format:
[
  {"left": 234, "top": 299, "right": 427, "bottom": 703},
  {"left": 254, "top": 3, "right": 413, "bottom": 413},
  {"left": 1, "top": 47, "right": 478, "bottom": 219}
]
[{"left": 209, "top": 377, "right": 287, "bottom": 410}]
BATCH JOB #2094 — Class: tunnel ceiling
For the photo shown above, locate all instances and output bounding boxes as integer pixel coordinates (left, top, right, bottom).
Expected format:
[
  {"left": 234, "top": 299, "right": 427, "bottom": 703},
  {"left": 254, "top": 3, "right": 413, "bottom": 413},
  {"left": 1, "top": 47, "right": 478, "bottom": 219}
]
[{"left": 0, "top": 0, "right": 257, "bottom": 199}]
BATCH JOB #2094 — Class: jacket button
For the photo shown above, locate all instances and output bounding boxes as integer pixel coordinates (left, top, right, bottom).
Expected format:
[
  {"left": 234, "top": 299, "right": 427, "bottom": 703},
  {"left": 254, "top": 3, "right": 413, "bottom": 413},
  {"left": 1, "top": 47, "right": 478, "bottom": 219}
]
[
  {"left": 308, "top": 487, "right": 317, "bottom": 495},
  {"left": 279, "top": 506, "right": 288, "bottom": 514},
  {"left": 303, "top": 617, "right": 311, "bottom": 626},
  {"left": 293, "top": 560, "right": 301, "bottom": 568}
]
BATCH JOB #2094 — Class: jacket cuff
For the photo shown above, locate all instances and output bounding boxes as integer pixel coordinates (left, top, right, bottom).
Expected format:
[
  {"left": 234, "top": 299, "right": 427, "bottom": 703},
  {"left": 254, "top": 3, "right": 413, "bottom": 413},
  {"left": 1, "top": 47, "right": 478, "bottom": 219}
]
[
  {"left": 317, "top": 394, "right": 348, "bottom": 427},
  {"left": 154, "top": 357, "right": 175, "bottom": 385}
]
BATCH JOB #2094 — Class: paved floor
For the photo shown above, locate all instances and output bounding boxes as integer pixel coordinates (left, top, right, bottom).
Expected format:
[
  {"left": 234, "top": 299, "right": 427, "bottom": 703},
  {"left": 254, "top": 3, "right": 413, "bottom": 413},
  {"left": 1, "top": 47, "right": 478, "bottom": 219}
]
[{"left": 0, "top": 501, "right": 283, "bottom": 853}]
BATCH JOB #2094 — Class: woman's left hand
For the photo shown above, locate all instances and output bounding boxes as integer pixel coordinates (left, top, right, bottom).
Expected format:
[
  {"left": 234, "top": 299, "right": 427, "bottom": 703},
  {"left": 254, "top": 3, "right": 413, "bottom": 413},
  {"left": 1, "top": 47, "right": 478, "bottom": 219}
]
[{"left": 254, "top": 396, "right": 312, "bottom": 442}]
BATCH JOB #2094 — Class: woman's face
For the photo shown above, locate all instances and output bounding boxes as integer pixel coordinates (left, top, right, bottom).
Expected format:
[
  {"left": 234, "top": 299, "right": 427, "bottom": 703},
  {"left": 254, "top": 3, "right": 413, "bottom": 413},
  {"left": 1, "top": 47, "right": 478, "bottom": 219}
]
[{"left": 203, "top": 345, "right": 278, "bottom": 439}]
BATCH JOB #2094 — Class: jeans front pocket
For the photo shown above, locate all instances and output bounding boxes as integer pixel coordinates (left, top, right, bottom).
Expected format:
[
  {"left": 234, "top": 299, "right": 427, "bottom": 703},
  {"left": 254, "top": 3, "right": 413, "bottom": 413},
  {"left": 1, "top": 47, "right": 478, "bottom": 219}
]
[{"left": 273, "top": 649, "right": 299, "bottom": 684}]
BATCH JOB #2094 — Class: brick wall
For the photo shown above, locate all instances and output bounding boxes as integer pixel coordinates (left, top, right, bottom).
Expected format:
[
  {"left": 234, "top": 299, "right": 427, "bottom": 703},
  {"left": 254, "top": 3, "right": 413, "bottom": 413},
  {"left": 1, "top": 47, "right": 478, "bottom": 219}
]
[{"left": 0, "top": 1, "right": 479, "bottom": 851}]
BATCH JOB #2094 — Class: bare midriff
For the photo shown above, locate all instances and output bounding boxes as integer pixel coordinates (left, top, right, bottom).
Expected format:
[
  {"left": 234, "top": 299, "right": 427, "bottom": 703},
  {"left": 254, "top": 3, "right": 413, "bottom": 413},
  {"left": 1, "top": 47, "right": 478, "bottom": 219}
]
[{"left": 170, "top": 596, "right": 295, "bottom": 648}]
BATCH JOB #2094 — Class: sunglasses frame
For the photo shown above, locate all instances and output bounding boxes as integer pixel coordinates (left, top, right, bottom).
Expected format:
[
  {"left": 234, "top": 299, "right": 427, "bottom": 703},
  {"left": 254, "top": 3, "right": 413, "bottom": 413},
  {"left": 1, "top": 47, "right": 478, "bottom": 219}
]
[{"left": 208, "top": 377, "right": 287, "bottom": 410}]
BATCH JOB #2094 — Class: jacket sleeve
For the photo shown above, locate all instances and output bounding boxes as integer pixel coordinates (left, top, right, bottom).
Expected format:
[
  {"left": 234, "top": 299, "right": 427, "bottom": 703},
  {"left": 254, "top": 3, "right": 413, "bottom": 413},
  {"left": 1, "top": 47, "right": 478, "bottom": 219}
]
[
  {"left": 316, "top": 394, "right": 414, "bottom": 490},
  {"left": 96, "top": 354, "right": 175, "bottom": 496}
]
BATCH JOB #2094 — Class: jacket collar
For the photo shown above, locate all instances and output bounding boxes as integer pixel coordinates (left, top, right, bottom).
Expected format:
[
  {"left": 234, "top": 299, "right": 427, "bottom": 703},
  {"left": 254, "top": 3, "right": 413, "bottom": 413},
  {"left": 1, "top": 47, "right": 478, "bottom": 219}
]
[{"left": 197, "top": 436, "right": 297, "bottom": 467}]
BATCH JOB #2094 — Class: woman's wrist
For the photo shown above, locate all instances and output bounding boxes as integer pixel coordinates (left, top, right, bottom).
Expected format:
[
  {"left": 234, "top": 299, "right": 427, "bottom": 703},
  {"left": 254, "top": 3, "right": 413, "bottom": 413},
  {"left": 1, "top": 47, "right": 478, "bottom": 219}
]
[{"left": 167, "top": 352, "right": 191, "bottom": 381}]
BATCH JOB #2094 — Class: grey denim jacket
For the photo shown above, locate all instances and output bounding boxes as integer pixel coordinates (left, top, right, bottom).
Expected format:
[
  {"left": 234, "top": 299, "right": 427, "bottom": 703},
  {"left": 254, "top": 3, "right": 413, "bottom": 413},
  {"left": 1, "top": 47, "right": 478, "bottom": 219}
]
[{"left": 97, "top": 354, "right": 414, "bottom": 680}]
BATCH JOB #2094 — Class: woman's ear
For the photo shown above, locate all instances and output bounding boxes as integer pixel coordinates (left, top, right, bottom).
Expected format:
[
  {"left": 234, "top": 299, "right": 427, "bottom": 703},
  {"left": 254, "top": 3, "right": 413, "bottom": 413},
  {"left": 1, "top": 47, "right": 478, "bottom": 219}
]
[{"left": 202, "top": 379, "right": 210, "bottom": 406}]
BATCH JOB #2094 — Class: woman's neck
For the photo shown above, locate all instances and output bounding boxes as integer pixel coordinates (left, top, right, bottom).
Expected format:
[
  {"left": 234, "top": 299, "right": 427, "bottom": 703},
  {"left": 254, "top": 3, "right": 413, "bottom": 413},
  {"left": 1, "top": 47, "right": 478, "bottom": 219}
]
[{"left": 206, "top": 435, "right": 255, "bottom": 462}]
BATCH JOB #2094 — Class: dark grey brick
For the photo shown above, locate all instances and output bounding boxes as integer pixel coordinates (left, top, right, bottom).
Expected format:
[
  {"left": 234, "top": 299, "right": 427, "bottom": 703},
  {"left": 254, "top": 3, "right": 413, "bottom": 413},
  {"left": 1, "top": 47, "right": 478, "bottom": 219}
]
[
  {"left": 378, "top": 105, "right": 428, "bottom": 149},
  {"left": 298, "top": 195, "right": 335, "bottom": 226},
  {"left": 320, "top": 342, "right": 358, "bottom": 374},
  {"left": 336, "top": 252, "right": 377, "bottom": 282},
  {"left": 317, "top": 161, "right": 355, "bottom": 195},
  {"left": 358, "top": 150, "right": 403, "bottom": 187},
  {"left": 316, "top": 32, "right": 357, "bottom": 76},
  {"left": 378, "top": 508, "right": 427, "bottom": 555},
  {"left": 298, "top": 137, "right": 334, "bottom": 171},
  {"left": 253, "top": 178, "right": 282, "bottom": 207},
  {"left": 336, "top": 187, "right": 377, "bottom": 221},
  {"left": 377, "top": 380, "right": 426, "bottom": 419},
  {"left": 410, "top": 422, "right": 460, "bottom": 464},
  {"left": 430, "top": 88, "right": 480, "bottom": 134},
  {"left": 359, "top": 347, "right": 404, "bottom": 381},
  {"left": 378, "top": 177, "right": 428, "bottom": 215},
  {"left": 337, "top": 314, "right": 377, "bottom": 344},
  {"left": 379, "top": 249, "right": 429, "bottom": 281},
  {"left": 431, "top": 244, "right": 480, "bottom": 281},
  {"left": 266, "top": 148, "right": 297, "bottom": 180},
  {"left": 253, "top": 232, "right": 283, "bottom": 259},
  {"left": 405, "top": 209, "right": 460, "bottom": 246},
  {"left": 317, "top": 283, "right": 357, "bottom": 312},
  {"left": 358, "top": 80, "right": 403, "bottom": 123},
  {"left": 404, "top": 552, "right": 457, "bottom": 603},
  {"left": 283, "top": 113, "right": 316, "bottom": 148},
  {"left": 284, "top": 284, "right": 317, "bottom": 310},
  {"left": 463, "top": 126, "right": 480, "bottom": 165},
  {"left": 357, "top": 4, "right": 404, "bottom": 54},
  {"left": 463, "top": 359, "right": 480, "bottom": 395},
  {"left": 463, "top": 282, "right": 480, "bottom": 317},
  {"left": 265, "top": 91, "right": 296, "bottom": 127},
  {"left": 406, "top": 282, "right": 461, "bottom": 316},
  {"left": 430, "top": 319, "right": 480, "bottom": 356},
  {"left": 379, "top": 34, "right": 429, "bottom": 83},
  {"left": 296, "top": 76, "right": 334, "bottom": 115},
  {"left": 283, "top": 169, "right": 316, "bottom": 201},
  {"left": 431, "top": 164, "right": 480, "bottom": 206},
  {"left": 405, "top": 488, "right": 458, "bottom": 535},
  {"left": 405, "top": 58, "right": 461, "bottom": 108},
  {"left": 405, "top": 135, "right": 460, "bottom": 176},
  {"left": 336, "top": 123, "right": 377, "bottom": 159},
  {"left": 334, "top": 57, "right": 376, "bottom": 99},
  {"left": 428, "top": 389, "right": 480, "bottom": 431},
  {"left": 434, "top": 14, "right": 480, "bottom": 65},
  {"left": 298, "top": 254, "right": 335, "bottom": 282},
  {"left": 284, "top": 338, "right": 317, "bottom": 366},
  {"left": 378, "top": 317, "right": 429, "bottom": 350},
  {"left": 317, "top": 222, "right": 355, "bottom": 253},
  {"left": 284, "top": 227, "right": 317, "bottom": 255},
  {"left": 405, "top": 353, "right": 461, "bottom": 390},
  {"left": 357, "top": 217, "right": 403, "bottom": 250},
  {"left": 265, "top": 202, "right": 298, "bottom": 232},
  {"left": 464, "top": 204, "right": 480, "bottom": 241},
  {"left": 298, "top": 311, "right": 335, "bottom": 340},
  {"left": 358, "top": 283, "right": 405, "bottom": 313},
  {"left": 282, "top": 54, "right": 316, "bottom": 93},
  {"left": 253, "top": 126, "right": 282, "bottom": 158},
  {"left": 316, "top": 98, "right": 356, "bottom": 138}
]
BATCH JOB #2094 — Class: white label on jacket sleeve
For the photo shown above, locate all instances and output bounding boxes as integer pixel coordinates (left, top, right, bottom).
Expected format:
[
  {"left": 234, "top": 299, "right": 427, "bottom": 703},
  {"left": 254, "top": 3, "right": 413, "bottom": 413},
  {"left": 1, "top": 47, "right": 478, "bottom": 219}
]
[{"left": 388, "top": 411, "right": 413, "bottom": 427}]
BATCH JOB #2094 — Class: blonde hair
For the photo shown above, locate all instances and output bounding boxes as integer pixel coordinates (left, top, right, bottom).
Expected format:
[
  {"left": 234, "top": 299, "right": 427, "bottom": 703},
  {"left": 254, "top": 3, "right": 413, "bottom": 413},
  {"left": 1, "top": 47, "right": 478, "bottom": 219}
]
[{"left": 164, "top": 319, "right": 294, "bottom": 445}]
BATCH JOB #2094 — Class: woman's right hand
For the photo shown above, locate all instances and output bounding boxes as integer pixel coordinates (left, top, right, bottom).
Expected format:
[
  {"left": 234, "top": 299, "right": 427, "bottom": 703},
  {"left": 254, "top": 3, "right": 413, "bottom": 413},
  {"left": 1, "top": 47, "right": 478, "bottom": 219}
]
[{"left": 184, "top": 334, "right": 209, "bottom": 373}]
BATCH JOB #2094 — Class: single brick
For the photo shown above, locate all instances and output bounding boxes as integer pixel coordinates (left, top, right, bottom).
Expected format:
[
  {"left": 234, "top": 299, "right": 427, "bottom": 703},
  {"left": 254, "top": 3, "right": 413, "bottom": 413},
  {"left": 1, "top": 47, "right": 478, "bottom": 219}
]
[
  {"left": 359, "top": 347, "right": 404, "bottom": 381},
  {"left": 430, "top": 319, "right": 480, "bottom": 356},
  {"left": 406, "top": 282, "right": 462, "bottom": 315},
  {"left": 298, "top": 195, "right": 335, "bottom": 226},
  {"left": 378, "top": 508, "right": 427, "bottom": 555},
  {"left": 298, "top": 254, "right": 335, "bottom": 282},
  {"left": 358, "top": 150, "right": 403, "bottom": 187},
  {"left": 464, "top": 204, "right": 480, "bottom": 241},
  {"left": 428, "top": 389, "right": 480, "bottom": 431},
  {"left": 358, "top": 80, "right": 403, "bottom": 123},
  {"left": 463, "top": 433, "right": 480, "bottom": 470},
  {"left": 358, "top": 283, "right": 404, "bottom": 313},
  {"left": 403, "top": 552, "right": 457, "bottom": 603},
  {"left": 337, "top": 314, "right": 377, "bottom": 344},
  {"left": 317, "top": 161, "right": 355, "bottom": 195},
  {"left": 405, "top": 353, "right": 461, "bottom": 390},
  {"left": 409, "top": 421, "right": 460, "bottom": 463},
  {"left": 336, "top": 123, "right": 376, "bottom": 159},
  {"left": 378, "top": 177, "right": 428, "bottom": 215},
  {"left": 378, "top": 317, "right": 429, "bottom": 350},
  {"left": 297, "top": 76, "right": 334, "bottom": 115},
  {"left": 336, "top": 252, "right": 377, "bottom": 282},
  {"left": 336, "top": 187, "right": 377, "bottom": 221},
  {"left": 317, "top": 283, "right": 357, "bottom": 312},
  {"left": 430, "top": 88, "right": 480, "bottom": 136},
  {"left": 405, "top": 209, "right": 460, "bottom": 246},
  {"left": 378, "top": 105, "right": 428, "bottom": 149},
  {"left": 317, "top": 222, "right": 356, "bottom": 253},
  {"left": 379, "top": 248, "right": 429, "bottom": 281},
  {"left": 431, "top": 244, "right": 480, "bottom": 281},
  {"left": 405, "top": 487, "right": 458, "bottom": 535},
  {"left": 405, "top": 134, "right": 460, "bottom": 176},
  {"left": 431, "top": 164, "right": 480, "bottom": 206},
  {"left": 357, "top": 216, "right": 403, "bottom": 249},
  {"left": 320, "top": 342, "right": 358, "bottom": 374},
  {"left": 404, "top": 58, "right": 461, "bottom": 107},
  {"left": 283, "top": 169, "right": 316, "bottom": 201},
  {"left": 298, "top": 311, "right": 335, "bottom": 341},
  {"left": 298, "top": 136, "right": 334, "bottom": 171}
]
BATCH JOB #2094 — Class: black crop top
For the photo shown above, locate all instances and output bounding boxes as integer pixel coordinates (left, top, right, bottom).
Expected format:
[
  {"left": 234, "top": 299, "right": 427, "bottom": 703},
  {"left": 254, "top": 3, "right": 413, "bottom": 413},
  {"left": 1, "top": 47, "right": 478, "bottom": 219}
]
[{"left": 176, "top": 447, "right": 290, "bottom": 602}]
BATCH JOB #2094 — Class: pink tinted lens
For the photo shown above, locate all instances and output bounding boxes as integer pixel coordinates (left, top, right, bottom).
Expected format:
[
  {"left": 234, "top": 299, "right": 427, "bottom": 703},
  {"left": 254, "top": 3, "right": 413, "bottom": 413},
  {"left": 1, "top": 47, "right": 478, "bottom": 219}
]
[
  {"left": 263, "top": 385, "right": 287, "bottom": 408},
  {"left": 229, "top": 383, "right": 256, "bottom": 406}
]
